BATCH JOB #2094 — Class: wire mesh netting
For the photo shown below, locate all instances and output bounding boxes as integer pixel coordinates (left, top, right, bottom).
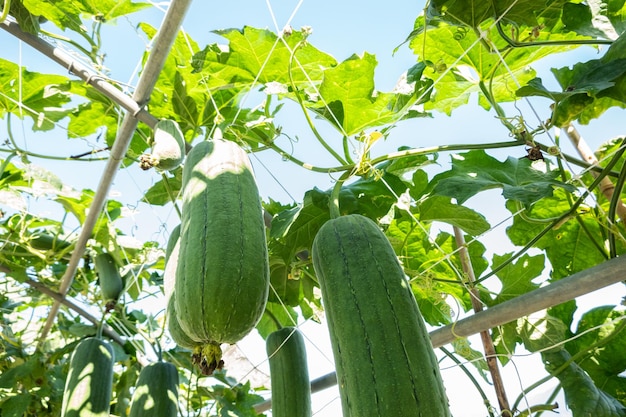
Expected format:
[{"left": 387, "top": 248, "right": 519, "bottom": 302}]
[{"left": 1, "top": 1, "right": 626, "bottom": 416}]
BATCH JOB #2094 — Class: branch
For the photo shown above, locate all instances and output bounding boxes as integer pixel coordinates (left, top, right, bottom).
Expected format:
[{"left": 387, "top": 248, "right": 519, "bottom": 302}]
[
  {"left": 253, "top": 255, "right": 626, "bottom": 414},
  {"left": 454, "top": 227, "right": 511, "bottom": 415},
  {"left": 24, "top": 278, "right": 125, "bottom": 346}
]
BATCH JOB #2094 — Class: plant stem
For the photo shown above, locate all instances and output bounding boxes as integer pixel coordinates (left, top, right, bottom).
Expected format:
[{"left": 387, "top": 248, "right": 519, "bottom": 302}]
[
  {"left": 40, "top": 29, "right": 95, "bottom": 62},
  {"left": 329, "top": 170, "right": 353, "bottom": 219},
  {"left": 160, "top": 173, "right": 182, "bottom": 219},
  {"left": 0, "top": 0, "right": 10, "bottom": 23},
  {"left": 453, "top": 227, "right": 511, "bottom": 416},
  {"left": 342, "top": 135, "right": 355, "bottom": 164},
  {"left": 0, "top": 151, "right": 17, "bottom": 176},
  {"left": 609, "top": 157, "right": 626, "bottom": 257},
  {"left": 478, "top": 81, "right": 521, "bottom": 138},
  {"left": 511, "top": 372, "right": 555, "bottom": 412},
  {"left": 264, "top": 308, "right": 283, "bottom": 330},
  {"left": 555, "top": 157, "right": 610, "bottom": 259},
  {"left": 257, "top": 140, "right": 353, "bottom": 173},
  {"left": 516, "top": 403, "right": 559, "bottom": 417},
  {"left": 495, "top": 21, "right": 612, "bottom": 49},
  {"left": 565, "top": 124, "right": 626, "bottom": 257},
  {"left": 370, "top": 140, "right": 524, "bottom": 166},
  {"left": 440, "top": 346, "right": 496, "bottom": 417},
  {"left": 288, "top": 41, "right": 347, "bottom": 165}
]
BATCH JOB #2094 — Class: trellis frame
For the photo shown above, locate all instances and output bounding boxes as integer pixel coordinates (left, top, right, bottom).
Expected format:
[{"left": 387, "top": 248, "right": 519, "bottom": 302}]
[{"left": 2, "top": 3, "right": 626, "bottom": 414}]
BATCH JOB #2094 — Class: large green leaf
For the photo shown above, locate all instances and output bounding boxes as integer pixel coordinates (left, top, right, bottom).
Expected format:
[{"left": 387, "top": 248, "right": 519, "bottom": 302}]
[
  {"left": 562, "top": 0, "right": 626, "bottom": 40},
  {"left": 386, "top": 218, "right": 479, "bottom": 324},
  {"left": 505, "top": 192, "right": 610, "bottom": 279},
  {"left": 518, "top": 32, "right": 626, "bottom": 125},
  {"left": 68, "top": 82, "right": 153, "bottom": 159},
  {"left": 67, "top": 97, "right": 121, "bottom": 145},
  {"left": 418, "top": 195, "right": 490, "bottom": 235},
  {"left": 568, "top": 306, "right": 626, "bottom": 403},
  {"left": 543, "top": 348, "right": 626, "bottom": 417},
  {"left": 21, "top": 0, "right": 83, "bottom": 33},
  {"left": 6, "top": 0, "right": 41, "bottom": 34},
  {"left": 22, "top": 0, "right": 149, "bottom": 33},
  {"left": 429, "top": 150, "right": 576, "bottom": 205},
  {"left": 255, "top": 302, "right": 298, "bottom": 340},
  {"left": 487, "top": 252, "right": 544, "bottom": 305},
  {"left": 427, "top": 0, "right": 567, "bottom": 28},
  {"left": 311, "top": 54, "right": 431, "bottom": 135},
  {"left": 142, "top": 170, "right": 182, "bottom": 206},
  {"left": 407, "top": 16, "right": 580, "bottom": 114},
  {"left": 192, "top": 26, "right": 337, "bottom": 91},
  {"left": 193, "top": 28, "right": 427, "bottom": 135},
  {"left": 0, "top": 59, "right": 72, "bottom": 130},
  {"left": 270, "top": 172, "right": 408, "bottom": 260}
]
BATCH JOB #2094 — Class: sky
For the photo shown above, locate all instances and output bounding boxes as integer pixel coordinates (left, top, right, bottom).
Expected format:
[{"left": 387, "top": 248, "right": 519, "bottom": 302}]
[{"left": 2, "top": 1, "right": 626, "bottom": 416}]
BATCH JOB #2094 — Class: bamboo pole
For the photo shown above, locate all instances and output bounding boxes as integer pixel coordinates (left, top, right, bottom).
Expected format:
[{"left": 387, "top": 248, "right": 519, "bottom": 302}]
[
  {"left": 453, "top": 227, "right": 511, "bottom": 416},
  {"left": 254, "top": 255, "right": 626, "bottom": 413},
  {"left": 0, "top": 19, "right": 158, "bottom": 129},
  {"left": 38, "top": 0, "right": 193, "bottom": 342},
  {"left": 565, "top": 123, "right": 626, "bottom": 224}
]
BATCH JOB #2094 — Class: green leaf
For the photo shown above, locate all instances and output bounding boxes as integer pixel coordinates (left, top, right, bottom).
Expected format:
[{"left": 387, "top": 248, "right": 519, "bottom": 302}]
[
  {"left": 0, "top": 59, "right": 72, "bottom": 130},
  {"left": 80, "top": 0, "right": 151, "bottom": 22},
  {"left": 22, "top": 0, "right": 84, "bottom": 33},
  {"left": 22, "top": 0, "right": 148, "bottom": 33},
  {"left": 505, "top": 192, "right": 609, "bottom": 279},
  {"left": 568, "top": 306, "right": 626, "bottom": 403},
  {"left": 562, "top": 1, "right": 625, "bottom": 40},
  {"left": 268, "top": 261, "right": 300, "bottom": 306},
  {"left": 0, "top": 356, "right": 38, "bottom": 388},
  {"left": 386, "top": 218, "right": 471, "bottom": 324},
  {"left": 538, "top": 32, "right": 626, "bottom": 125},
  {"left": 210, "top": 380, "right": 264, "bottom": 417},
  {"left": 312, "top": 53, "right": 428, "bottom": 135},
  {"left": 270, "top": 172, "right": 408, "bottom": 261},
  {"left": 0, "top": 393, "right": 33, "bottom": 417},
  {"left": 142, "top": 172, "right": 182, "bottom": 206},
  {"left": 519, "top": 314, "right": 568, "bottom": 353},
  {"left": 67, "top": 87, "right": 126, "bottom": 148},
  {"left": 427, "top": 0, "right": 563, "bottom": 28},
  {"left": 379, "top": 147, "right": 433, "bottom": 176},
  {"left": 255, "top": 302, "right": 298, "bottom": 339},
  {"left": 207, "top": 26, "right": 337, "bottom": 88},
  {"left": 269, "top": 190, "right": 328, "bottom": 261},
  {"left": 488, "top": 253, "right": 544, "bottom": 305},
  {"left": 6, "top": 0, "right": 41, "bottom": 34},
  {"left": 407, "top": 17, "right": 580, "bottom": 114},
  {"left": 418, "top": 195, "right": 490, "bottom": 235},
  {"left": 516, "top": 77, "right": 578, "bottom": 102},
  {"left": 429, "top": 150, "right": 576, "bottom": 205},
  {"left": 542, "top": 348, "right": 626, "bottom": 417},
  {"left": 427, "top": 0, "right": 492, "bottom": 28},
  {"left": 452, "top": 338, "right": 489, "bottom": 377}
]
